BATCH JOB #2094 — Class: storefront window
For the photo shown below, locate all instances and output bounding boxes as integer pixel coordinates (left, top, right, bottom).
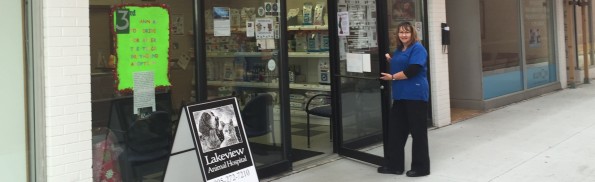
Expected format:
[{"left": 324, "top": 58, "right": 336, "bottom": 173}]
[
  {"left": 90, "top": 0, "right": 196, "bottom": 181},
  {"left": 481, "top": 0, "right": 524, "bottom": 99},
  {"left": 481, "top": 0, "right": 557, "bottom": 99},
  {"left": 523, "top": 0, "right": 557, "bottom": 88},
  {"left": 204, "top": 0, "right": 286, "bottom": 168}
]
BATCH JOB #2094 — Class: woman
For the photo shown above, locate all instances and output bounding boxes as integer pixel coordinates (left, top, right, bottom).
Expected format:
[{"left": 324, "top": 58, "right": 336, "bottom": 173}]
[{"left": 378, "top": 22, "right": 430, "bottom": 177}]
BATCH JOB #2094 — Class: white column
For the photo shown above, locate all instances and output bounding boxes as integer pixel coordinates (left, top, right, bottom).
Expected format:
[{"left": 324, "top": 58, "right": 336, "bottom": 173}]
[
  {"left": 556, "top": 0, "right": 568, "bottom": 88},
  {"left": 427, "top": 0, "right": 451, "bottom": 127},
  {"left": 43, "top": 0, "right": 92, "bottom": 181}
]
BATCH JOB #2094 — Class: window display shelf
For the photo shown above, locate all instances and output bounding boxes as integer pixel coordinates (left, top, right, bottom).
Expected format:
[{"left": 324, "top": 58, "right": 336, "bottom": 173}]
[
  {"left": 207, "top": 81, "right": 330, "bottom": 91},
  {"left": 207, "top": 52, "right": 263, "bottom": 58},
  {"left": 205, "top": 28, "right": 247, "bottom": 34},
  {"left": 207, "top": 52, "right": 329, "bottom": 58},
  {"left": 289, "top": 83, "right": 330, "bottom": 91},
  {"left": 208, "top": 81, "right": 277, "bottom": 89},
  {"left": 288, "top": 25, "right": 328, "bottom": 31},
  {"left": 288, "top": 52, "right": 329, "bottom": 58}
]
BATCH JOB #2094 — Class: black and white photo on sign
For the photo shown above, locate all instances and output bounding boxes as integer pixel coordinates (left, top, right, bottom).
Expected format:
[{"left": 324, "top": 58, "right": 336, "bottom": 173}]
[{"left": 193, "top": 104, "right": 243, "bottom": 153}]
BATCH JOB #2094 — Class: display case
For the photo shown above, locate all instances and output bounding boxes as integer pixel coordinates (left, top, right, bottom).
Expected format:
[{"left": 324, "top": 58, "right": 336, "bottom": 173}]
[{"left": 204, "top": 1, "right": 331, "bottom": 116}]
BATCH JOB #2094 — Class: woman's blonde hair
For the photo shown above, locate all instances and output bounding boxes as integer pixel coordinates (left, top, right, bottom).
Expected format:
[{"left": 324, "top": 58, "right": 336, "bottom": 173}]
[{"left": 396, "top": 22, "right": 419, "bottom": 49}]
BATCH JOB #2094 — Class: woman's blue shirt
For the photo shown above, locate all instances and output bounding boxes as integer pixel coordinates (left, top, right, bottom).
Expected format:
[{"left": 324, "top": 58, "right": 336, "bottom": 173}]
[{"left": 390, "top": 42, "right": 429, "bottom": 102}]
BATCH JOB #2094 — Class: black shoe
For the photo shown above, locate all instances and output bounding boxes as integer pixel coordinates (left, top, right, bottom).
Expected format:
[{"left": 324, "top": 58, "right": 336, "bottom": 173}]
[
  {"left": 377, "top": 167, "right": 404, "bottom": 175},
  {"left": 406, "top": 170, "right": 430, "bottom": 177}
]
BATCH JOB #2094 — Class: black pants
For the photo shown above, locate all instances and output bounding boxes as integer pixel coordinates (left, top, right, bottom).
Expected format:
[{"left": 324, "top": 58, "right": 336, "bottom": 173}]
[{"left": 384, "top": 100, "right": 430, "bottom": 172}]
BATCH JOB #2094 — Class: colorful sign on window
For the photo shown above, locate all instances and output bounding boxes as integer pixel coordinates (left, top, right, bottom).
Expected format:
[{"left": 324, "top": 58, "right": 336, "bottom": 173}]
[{"left": 112, "top": 5, "right": 171, "bottom": 91}]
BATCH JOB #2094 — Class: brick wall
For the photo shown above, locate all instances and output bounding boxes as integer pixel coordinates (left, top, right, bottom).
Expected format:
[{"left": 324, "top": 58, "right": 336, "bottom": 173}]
[
  {"left": 427, "top": 0, "right": 452, "bottom": 127},
  {"left": 43, "top": 0, "right": 92, "bottom": 181}
]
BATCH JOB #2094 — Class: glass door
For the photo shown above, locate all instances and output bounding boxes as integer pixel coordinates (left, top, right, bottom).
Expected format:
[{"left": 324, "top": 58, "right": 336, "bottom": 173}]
[
  {"left": 201, "top": 0, "right": 291, "bottom": 178},
  {"left": 332, "top": 0, "right": 389, "bottom": 165}
]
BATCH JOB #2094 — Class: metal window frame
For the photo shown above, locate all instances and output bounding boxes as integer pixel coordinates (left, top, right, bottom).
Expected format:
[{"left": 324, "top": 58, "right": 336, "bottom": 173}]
[{"left": 25, "top": 0, "right": 46, "bottom": 181}]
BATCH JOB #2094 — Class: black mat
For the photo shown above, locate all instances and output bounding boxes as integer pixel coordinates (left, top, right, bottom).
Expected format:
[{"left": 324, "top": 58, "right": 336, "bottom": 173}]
[
  {"left": 248, "top": 143, "right": 324, "bottom": 162},
  {"left": 291, "top": 148, "right": 324, "bottom": 162}
]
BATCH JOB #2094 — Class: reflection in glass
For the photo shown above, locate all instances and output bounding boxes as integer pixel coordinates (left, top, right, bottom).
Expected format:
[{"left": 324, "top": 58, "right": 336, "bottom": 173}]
[
  {"left": 523, "top": 0, "right": 556, "bottom": 88},
  {"left": 481, "top": 0, "right": 523, "bottom": 99},
  {"left": 204, "top": 0, "right": 284, "bottom": 169},
  {"left": 388, "top": 0, "right": 424, "bottom": 51},
  {"left": 337, "top": 0, "right": 384, "bottom": 157},
  {"left": 90, "top": 0, "right": 196, "bottom": 181},
  {"left": 340, "top": 78, "right": 383, "bottom": 149}
]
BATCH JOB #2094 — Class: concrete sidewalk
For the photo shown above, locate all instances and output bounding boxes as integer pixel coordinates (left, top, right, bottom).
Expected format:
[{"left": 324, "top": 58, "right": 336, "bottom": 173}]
[{"left": 266, "top": 83, "right": 595, "bottom": 182}]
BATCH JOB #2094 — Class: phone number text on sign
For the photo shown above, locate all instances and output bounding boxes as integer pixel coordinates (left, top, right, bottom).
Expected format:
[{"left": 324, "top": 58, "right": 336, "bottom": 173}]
[{"left": 210, "top": 168, "right": 253, "bottom": 182}]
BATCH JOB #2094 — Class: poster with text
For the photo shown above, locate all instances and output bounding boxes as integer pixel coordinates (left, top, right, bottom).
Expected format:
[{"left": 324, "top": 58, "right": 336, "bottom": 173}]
[
  {"left": 337, "top": 11, "right": 350, "bottom": 36},
  {"left": 112, "top": 5, "right": 171, "bottom": 91},
  {"left": 187, "top": 98, "right": 258, "bottom": 182},
  {"left": 255, "top": 18, "right": 274, "bottom": 39},
  {"left": 214, "top": 7, "right": 231, "bottom": 36},
  {"left": 133, "top": 71, "right": 155, "bottom": 118}
]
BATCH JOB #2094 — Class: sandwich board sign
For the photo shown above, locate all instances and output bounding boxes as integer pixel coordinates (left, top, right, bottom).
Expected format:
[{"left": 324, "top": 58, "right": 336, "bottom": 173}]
[{"left": 163, "top": 97, "right": 258, "bottom": 182}]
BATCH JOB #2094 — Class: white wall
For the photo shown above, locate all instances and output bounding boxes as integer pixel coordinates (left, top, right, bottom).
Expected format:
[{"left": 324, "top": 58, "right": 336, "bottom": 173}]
[
  {"left": 445, "top": 0, "right": 483, "bottom": 106},
  {"left": 0, "top": 1, "right": 28, "bottom": 181},
  {"left": 43, "top": 0, "right": 92, "bottom": 181},
  {"left": 427, "top": 0, "right": 451, "bottom": 127}
]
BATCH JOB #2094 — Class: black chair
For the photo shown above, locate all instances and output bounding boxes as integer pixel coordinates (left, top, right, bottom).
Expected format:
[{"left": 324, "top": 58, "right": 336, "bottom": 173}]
[
  {"left": 305, "top": 94, "right": 332, "bottom": 148},
  {"left": 242, "top": 93, "right": 275, "bottom": 146},
  {"left": 116, "top": 111, "right": 172, "bottom": 182}
]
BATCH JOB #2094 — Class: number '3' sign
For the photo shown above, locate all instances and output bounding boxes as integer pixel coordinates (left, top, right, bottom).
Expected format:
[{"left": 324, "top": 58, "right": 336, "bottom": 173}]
[{"left": 115, "top": 9, "right": 130, "bottom": 34}]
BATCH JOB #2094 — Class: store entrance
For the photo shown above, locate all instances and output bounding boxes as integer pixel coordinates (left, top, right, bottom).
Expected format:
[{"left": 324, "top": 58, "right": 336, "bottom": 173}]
[
  {"left": 331, "top": 0, "right": 389, "bottom": 165},
  {"left": 285, "top": 0, "right": 334, "bottom": 166}
]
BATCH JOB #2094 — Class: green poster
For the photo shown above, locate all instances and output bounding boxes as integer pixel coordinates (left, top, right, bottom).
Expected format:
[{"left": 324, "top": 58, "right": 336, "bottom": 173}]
[{"left": 113, "top": 5, "right": 171, "bottom": 91}]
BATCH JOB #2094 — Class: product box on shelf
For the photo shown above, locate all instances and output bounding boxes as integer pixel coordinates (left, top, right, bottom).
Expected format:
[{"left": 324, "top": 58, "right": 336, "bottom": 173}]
[
  {"left": 307, "top": 32, "right": 321, "bottom": 52},
  {"left": 302, "top": 3, "right": 313, "bottom": 25},
  {"left": 295, "top": 32, "right": 308, "bottom": 52},
  {"left": 287, "top": 8, "right": 300, "bottom": 25},
  {"left": 320, "top": 32, "right": 329, "bottom": 51},
  {"left": 313, "top": 2, "right": 325, "bottom": 25},
  {"left": 288, "top": 40, "right": 296, "bottom": 52}
]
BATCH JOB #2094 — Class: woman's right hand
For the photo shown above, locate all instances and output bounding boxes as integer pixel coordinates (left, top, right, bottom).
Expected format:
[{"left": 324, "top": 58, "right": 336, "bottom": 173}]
[{"left": 385, "top": 53, "right": 391, "bottom": 63}]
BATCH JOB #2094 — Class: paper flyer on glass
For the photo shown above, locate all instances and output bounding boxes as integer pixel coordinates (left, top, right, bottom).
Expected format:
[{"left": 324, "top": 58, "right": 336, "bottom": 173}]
[
  {"left": 337, "top": 12, "right": 350, "bottom": 36},
  {"left": 213, "top": 7, "right": 231, "bottom": 37},
  {"left": 255, "top": 18, "right": 274, "bottom": 39}
]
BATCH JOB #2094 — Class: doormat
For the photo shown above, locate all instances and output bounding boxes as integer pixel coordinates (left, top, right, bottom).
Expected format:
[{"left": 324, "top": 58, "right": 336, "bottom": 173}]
[
  {"left": 248, "top": 143, "right": 324, "bottom": 162},
  {"left": 291, "top": 148, "right": 324, "bottom": 162}
]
